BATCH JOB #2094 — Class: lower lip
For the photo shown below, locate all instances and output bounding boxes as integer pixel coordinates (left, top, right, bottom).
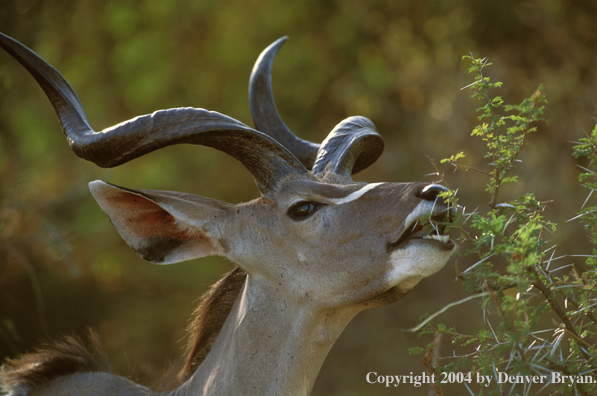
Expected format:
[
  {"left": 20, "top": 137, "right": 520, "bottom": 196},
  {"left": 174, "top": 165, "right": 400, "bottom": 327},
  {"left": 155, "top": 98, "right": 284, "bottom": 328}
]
[
  {"left": 388, "top": 234, "right": 454, "bottom": 252},
  {"left": 416, "top": 237, "right": 455, "bottom": 250},
  {"left": 423, "top": 234, "right": 450, "bottom": 244}
]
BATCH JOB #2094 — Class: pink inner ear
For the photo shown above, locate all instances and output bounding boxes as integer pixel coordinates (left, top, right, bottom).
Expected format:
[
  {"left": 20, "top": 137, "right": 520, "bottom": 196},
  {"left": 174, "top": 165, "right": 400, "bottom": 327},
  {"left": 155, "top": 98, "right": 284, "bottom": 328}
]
[
  {"left": 107, "top": 192, "right": 194, "bottom": 241},
  {"left": 91, "top": 183, "right": 219, "bottom": 264}
]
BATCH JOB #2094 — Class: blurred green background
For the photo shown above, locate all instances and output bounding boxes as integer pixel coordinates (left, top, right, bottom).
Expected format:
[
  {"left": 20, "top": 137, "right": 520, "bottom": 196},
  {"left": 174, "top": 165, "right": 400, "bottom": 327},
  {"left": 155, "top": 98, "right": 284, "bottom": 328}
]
[{"left": 0, "top": 0, "right": 595, "bottom": 395}]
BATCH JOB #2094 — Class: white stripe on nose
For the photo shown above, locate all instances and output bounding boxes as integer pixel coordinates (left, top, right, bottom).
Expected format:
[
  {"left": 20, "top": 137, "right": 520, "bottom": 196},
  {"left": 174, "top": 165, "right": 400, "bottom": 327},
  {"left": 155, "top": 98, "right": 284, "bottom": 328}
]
[{"left": 329, "top": 182, "right": 385, "bottom": 205}]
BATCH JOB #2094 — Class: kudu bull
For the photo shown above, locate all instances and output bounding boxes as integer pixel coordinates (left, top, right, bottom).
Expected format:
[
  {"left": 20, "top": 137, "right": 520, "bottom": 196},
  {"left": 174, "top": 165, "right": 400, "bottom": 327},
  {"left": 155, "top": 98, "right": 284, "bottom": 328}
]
[{"left": 0, "top": 33, "right": 455, "bottom": 396}]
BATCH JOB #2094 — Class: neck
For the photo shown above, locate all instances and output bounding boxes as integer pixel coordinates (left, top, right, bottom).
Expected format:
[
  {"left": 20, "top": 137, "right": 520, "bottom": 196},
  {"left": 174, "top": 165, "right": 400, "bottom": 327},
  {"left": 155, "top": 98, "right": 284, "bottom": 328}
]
[{"left": 179, "top": 274, "right": 359, "bottom": 396}]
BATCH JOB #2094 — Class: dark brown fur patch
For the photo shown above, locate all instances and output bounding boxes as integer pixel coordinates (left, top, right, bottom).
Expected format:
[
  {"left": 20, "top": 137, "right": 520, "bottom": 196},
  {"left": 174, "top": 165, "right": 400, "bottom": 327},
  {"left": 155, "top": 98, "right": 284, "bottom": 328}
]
[
  {"left": 1, "top": 330, "right": 110, "bottom": 394},
  {"left": 179, "top": 267, "right": 247, "bottom": 382},
  {"left": 135, "top": 236, "right": 186, "bottom": 263}
]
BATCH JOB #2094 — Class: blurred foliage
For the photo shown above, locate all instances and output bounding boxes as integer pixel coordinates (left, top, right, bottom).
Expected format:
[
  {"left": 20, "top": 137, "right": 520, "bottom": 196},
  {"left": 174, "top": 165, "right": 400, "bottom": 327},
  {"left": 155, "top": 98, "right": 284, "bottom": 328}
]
[{"left": 0, "top": 0, "right": 596, "bottom": 395}]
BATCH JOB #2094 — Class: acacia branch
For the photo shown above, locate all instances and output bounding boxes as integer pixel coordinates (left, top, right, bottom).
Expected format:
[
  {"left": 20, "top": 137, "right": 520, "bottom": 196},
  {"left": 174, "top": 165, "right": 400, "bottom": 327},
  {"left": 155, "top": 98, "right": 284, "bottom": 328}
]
[{"left": 530, "top": 267, "right": 592, "bottom": 360}]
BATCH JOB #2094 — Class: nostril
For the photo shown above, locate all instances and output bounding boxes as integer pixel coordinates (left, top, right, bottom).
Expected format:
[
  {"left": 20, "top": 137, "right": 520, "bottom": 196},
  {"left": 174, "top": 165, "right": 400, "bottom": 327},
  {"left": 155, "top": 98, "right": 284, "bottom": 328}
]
[{"left": 418, "top": 184, "right": 448, "bottom": 202}]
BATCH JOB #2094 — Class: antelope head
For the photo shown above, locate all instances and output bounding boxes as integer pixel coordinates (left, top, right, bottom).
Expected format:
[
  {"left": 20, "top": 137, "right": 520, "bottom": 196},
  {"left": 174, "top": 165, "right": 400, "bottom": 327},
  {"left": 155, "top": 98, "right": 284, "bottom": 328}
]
[{"left": 0, "top": 34, "right": 455, "bottom": 395}]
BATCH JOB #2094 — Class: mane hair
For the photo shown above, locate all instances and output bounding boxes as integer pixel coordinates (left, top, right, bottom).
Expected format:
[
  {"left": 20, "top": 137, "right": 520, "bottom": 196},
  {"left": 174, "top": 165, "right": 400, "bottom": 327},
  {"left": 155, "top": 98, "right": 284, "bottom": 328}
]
[
  {"left": 0, "top": 330, "right": 109, "bottom": 395},
  {"left": 179, "top": 267, "right": 247, "bottom": 382}
]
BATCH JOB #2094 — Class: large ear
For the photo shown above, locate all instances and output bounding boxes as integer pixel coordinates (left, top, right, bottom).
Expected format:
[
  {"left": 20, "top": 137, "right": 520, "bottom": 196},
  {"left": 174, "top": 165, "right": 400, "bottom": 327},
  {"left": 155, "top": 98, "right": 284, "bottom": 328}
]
[{"left": 89, "top": 180, "right": 228, "bottom": 264}]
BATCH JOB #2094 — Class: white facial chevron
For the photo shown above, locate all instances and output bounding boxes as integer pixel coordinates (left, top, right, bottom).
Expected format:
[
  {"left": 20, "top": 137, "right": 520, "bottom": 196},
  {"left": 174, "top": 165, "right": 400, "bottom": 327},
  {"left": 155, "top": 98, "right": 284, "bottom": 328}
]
[{"left": 329, "top": 182, "right": 385, "bottom": 205}]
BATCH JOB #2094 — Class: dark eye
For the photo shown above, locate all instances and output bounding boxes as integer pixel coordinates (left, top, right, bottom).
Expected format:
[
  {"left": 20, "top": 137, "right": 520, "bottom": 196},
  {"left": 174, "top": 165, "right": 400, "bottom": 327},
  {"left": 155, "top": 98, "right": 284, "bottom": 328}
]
[{"left": 288, "top": 201, "right": 320, "bottom": 220}]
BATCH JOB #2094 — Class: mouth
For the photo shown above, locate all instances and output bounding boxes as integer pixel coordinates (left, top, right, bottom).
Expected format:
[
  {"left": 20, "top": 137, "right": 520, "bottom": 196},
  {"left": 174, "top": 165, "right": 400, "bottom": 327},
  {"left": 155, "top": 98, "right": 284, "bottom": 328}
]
[{"left": 387, "top": 209, "right": 454, "bottom": 251}]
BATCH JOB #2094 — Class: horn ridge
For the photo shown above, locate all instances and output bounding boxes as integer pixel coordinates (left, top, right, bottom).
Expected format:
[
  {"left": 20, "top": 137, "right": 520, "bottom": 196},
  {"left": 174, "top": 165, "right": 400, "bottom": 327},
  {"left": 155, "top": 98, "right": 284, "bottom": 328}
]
[
  {"left": 312, "top": 116, "right": 384, "bottom": 178},
  {"left": 1, "top": 32, "right": 385, "bottom": 191},
  {"left": 0, "top": 32, "right": 312, "bottom": 198},
  {"left": 249, "top": 37, "right": 319, "bottom": 170}
]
